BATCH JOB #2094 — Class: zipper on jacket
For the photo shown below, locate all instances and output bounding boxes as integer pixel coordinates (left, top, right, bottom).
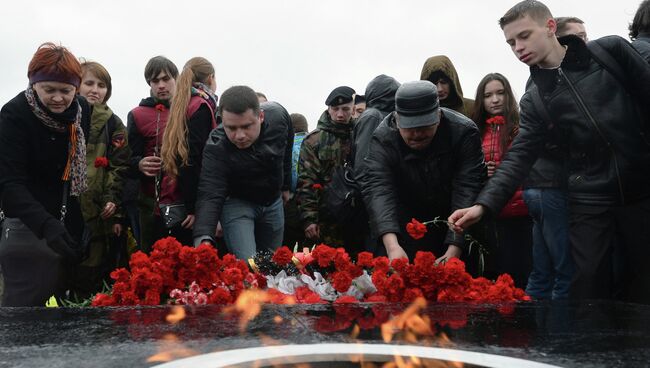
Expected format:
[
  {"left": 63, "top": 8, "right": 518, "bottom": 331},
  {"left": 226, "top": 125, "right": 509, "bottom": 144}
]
[{"left": 558, "top": 68, "right": 625, "bottom": 204}]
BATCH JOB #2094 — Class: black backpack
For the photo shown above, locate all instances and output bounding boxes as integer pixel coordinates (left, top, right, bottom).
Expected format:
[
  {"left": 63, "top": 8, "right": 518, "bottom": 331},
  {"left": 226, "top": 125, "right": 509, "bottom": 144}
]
[{"left": 323, "top": 161, "right": 365, "bottom": 225}]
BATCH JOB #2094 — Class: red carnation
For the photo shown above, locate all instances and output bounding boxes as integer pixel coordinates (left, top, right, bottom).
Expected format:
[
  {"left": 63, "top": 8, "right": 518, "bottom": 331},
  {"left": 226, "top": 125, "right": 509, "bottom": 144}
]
[
  {"left": 94, "top": 156, "right": 109, "bottom": 168},
  {"left": 372, "top": 256, "right": 390, "bottom": 273},
  {"left": 390, "top": 257, "right": 409, "bottom": 273},
  {"left": 312, "top": 183, "right": 323, "bottom": 190},
  {"left": 356, "top": 252, "right": 374, "bottom": 268},
  {"left": 333, "top": 295, "right": 358, "bottom": 304},
  {"left": 91, "top": 293, "right": 116, "bottom": 307},
  {"left": 486, "top": 115, "right": 505, "bottom": 125},
  {"left": 110, "top": 268, "right": 130, "bottom": 283},
  {"left": 155, "top": 103, "right": 165, "bottom": 112},
  {"left": 312, "top": 244, "right": 337, "bottom": 267},
  {"left": 272, "top": 246, "right": 294, "bottom": 266},
  {"left": 295, "top": 286, "right": 324, "bottom": 304},
  {"left": 331, "top": 271, "right": 353, "bottom": 293},
  {"left": 406, "top": 218, "right": 428, "bottom": 240},
  {"left": 208, "top": 288, "right": 232, "bottom": 304}
]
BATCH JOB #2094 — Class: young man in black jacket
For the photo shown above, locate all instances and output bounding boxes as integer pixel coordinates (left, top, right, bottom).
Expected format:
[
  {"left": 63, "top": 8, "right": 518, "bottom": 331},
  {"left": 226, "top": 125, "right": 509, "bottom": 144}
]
[
  {"left": 450, "top": 0, "right": 650, "bottom": 304},
  {"left": 359, "top": 80, "right": 485, "bottom": 261},
  {"left": 193, "top": 86, "right": 293, "bottom": 260}
]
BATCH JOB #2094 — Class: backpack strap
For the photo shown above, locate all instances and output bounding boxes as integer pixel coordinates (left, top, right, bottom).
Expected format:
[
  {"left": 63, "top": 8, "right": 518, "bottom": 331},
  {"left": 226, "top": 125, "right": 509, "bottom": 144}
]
[
  {"left": 587, "top": 40, "right": 629, "bottom": 92},
  {"left": 530, "top": 85, "right": 554, "bottom": 131},
  {"left": 103, "top": 114, "right": 117, "bottom": 159}
]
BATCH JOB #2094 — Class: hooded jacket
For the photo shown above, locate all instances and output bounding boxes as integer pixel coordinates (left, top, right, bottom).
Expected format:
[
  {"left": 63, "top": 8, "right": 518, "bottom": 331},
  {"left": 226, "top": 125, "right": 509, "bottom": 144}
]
[
  {"left": 632, "top": 32, "right": 650, "bottom": 63},
  {"left": 359, "top": 109, "right": 485, "bottom": 249},
  {"left": 476, "top": 35, "right": 650, "bottom": 212},
  {"left": 352, "top": 74, "right": 400, "bottom": 168},
  {"left": 420, "top": 55, "right": 475, "bottom": 118},
  {"left": 296, "top": 111, "right": 354, "bottom": 227}
]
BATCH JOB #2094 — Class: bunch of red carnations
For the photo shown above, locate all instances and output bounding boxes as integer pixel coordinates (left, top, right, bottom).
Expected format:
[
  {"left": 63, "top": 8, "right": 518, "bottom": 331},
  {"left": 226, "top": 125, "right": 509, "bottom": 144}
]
[
  {"left": 92, "top": 238, "right": 529, "bottom": 307},
  {"left": 91, "top": 237, "right": 261, "bottom": 306}
]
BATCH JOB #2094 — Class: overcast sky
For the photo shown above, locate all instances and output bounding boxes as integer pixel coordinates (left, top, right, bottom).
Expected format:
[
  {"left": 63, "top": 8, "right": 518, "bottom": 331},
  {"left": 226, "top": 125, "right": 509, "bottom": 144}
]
[{"left": 0, "top": 0, "right": 641, "bottom": 130}]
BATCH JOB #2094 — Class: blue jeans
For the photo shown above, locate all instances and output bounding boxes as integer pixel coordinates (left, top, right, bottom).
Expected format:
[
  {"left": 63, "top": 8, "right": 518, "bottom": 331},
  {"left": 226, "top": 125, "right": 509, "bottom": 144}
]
[
  {"left": 221, "top": 196, "right": 284, "bottom": 260},
  {"left": 523, "top": 188, "right": 574, "bottom": 300}
]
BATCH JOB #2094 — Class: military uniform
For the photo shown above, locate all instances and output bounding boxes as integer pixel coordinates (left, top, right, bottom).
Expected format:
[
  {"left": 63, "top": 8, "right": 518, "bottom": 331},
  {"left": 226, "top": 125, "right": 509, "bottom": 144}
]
[
  {"left": 296, "top": 110, "right": 354, "bottom": 248},
  {"left": 76, "top": 104, "right": 131, "bottom": 296}
]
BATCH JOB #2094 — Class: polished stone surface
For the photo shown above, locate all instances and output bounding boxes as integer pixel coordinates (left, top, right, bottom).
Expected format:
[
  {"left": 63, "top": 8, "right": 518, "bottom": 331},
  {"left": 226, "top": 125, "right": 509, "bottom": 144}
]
[{"left": 0, "top": 300, "right": 649, "bottom": 367}]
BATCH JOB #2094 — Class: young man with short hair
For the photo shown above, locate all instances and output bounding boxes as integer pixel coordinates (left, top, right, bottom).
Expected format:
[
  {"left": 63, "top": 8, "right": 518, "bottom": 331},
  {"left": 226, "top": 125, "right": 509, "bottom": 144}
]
[
  {"left": 296, "top": 86, "right": 358, "bottom": 251},
  {"left": 127, "top": 56, "right": 178, "bottom": 252},
  {"left": 449, "top": 0, "right": 650, "bottom": 304},
  {"left": 193, "top": 86, "right": 293, "bottom": 260}
]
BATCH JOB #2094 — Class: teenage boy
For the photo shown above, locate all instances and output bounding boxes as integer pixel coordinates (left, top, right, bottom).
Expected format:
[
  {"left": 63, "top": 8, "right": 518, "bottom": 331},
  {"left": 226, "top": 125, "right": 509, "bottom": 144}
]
[{"left": 449, "top": 0, "right": 650, "bottom": 304}]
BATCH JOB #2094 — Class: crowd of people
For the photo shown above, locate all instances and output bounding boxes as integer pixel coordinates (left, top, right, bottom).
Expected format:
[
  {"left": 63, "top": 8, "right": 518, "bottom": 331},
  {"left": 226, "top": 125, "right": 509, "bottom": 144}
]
[{"left": 0, "top": 0, "right": 649, "bottom": 307}]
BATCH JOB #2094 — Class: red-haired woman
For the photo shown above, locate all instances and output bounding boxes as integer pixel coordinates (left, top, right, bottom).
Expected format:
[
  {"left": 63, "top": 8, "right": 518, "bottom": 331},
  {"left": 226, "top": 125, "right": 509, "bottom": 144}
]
[
  {"left": 471, "top": 73, "right": 533, "bottom": 288},
  {"left": 0, "top": 43, "right": 90, "bottom": 306}
]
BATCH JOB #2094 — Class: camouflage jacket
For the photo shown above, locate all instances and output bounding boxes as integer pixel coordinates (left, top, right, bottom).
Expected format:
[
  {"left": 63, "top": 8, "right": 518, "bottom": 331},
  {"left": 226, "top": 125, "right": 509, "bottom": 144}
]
[
  {"left": 296, "top": 111, "right": 354, "bottom": 227},
  {"left": 80, "top": 104, "right": 131, "bottom": 222}
]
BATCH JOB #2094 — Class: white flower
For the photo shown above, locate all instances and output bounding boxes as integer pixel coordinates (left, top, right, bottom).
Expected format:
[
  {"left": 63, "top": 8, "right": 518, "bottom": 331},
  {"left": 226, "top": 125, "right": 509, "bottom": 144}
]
[
  {"left": 343, "top": 271, "right": 377, "bottom": 300},
  {"left": 355, "top": 270, "right": 377, "bottom": 294},
  {"left": 301, "top": 272, "right": 338, "bottom": 301},
  {"left": 266, "top": 270, "right": 305, "bottom": 295}
]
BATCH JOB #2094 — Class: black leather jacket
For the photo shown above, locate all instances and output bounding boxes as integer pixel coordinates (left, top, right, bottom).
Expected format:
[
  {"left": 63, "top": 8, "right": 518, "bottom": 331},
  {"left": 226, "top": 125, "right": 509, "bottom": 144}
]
[
  {"left": 632, "top": 32, "right": 650, "bottom": 63},
  {"left": 477, "top": 35, "right": 650, "bottom": 212},
  {"left": 359, "top": 110, "right": 485, "bottom": 247},
  {"left": 193, "top": 102, "right": 293, "bottom": 241}
]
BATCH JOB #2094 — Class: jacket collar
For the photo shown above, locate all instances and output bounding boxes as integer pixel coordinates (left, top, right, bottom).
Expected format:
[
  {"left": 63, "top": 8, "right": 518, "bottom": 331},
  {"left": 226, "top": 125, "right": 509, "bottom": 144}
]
[
  {"left": 387, "top": 112, "right": 453, "bottom": 160},
  {"left": 316, "top": 110, "right": 353, "bottom": 137},
  {"left": 530, "top": 35, "right": 591, "bottom": 92}
]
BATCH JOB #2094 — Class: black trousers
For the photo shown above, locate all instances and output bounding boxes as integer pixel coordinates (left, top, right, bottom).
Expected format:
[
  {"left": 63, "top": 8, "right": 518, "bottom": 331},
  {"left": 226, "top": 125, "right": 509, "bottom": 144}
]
[
  {"left": 485, "top": 216, "right": 534, "bottom": 289},
  {"left": 0, "top": 253, "right": 63, "bottom": 307},
  {"left": 569, "top": 197, "right": 650, "bottom": 304}
]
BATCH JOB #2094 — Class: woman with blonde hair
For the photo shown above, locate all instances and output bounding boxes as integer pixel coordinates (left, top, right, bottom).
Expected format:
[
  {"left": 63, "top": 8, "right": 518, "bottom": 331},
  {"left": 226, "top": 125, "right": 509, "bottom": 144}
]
[
  {"left": 75, "top": 60, "right": 131, "bottom": 297},
  {"left": 160, "top": 57, "right": 217, "bottom": 245}
]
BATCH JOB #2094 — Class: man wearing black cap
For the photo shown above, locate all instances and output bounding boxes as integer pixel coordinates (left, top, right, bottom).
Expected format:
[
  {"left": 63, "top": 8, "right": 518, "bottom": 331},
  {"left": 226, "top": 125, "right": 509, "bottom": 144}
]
[
  {"left": 359, "top": 80, "right": 485, "bottom": 261},
  {"left": 296, "top": 86, "right": 359, "bottom": 250}
]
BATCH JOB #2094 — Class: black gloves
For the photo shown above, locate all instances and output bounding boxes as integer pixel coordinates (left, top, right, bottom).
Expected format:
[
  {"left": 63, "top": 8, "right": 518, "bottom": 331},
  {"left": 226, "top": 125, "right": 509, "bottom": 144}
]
[{"left": 42, "top": 218, "right": 82, "bottom": 261}]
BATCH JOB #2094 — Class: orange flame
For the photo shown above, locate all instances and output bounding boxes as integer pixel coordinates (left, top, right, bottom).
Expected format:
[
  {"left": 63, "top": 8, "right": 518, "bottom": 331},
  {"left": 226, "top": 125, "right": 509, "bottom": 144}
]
[
  {"left": 145, "top": 333, "right": 199, "bottom": 363},
  {"left": 224, "top": 289, "right": 272, "bottom": 333},
  {"left": 165, "top": 306, "right": 186, "bottom": 324},
  {"left": 381, "top": 297, "right": 433, "bottom": 343}
]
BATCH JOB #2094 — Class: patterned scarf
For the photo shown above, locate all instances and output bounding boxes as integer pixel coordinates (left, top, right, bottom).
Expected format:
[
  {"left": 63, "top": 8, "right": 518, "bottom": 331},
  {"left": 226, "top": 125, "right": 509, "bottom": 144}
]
[
  {"left": 25, "top": 87, "right": 88, "bottom": 196},
  {"left": 191, "top": 82, "right": 218, "bottom": 111}
]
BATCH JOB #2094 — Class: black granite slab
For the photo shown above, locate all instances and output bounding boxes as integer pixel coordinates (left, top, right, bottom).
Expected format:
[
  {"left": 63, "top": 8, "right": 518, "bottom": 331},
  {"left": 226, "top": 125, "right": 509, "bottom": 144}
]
[{"left": 1, "top": 300, "right": 649, "bottom": 367}]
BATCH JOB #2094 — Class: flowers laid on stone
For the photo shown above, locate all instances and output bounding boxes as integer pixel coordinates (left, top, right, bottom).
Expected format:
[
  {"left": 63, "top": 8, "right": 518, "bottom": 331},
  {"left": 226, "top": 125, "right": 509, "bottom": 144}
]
[{"left": 91, "top": 237, "right": 529, "bottom": 307}]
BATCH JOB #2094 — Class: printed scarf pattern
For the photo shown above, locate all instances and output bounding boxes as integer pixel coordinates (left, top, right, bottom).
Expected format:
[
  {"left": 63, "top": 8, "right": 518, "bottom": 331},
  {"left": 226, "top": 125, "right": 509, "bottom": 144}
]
[
  {"left": 191, "top": 82, "right": 218, "bottom": 111},
  {"left": 25, "top": 87, "right": 88, "bottom": 196}
]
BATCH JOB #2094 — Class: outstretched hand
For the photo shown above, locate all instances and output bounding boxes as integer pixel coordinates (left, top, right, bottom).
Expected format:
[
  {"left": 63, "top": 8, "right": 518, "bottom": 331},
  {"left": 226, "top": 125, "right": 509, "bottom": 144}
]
[{"left": 448, "top": 204, "right": 485, "bottom": 232}]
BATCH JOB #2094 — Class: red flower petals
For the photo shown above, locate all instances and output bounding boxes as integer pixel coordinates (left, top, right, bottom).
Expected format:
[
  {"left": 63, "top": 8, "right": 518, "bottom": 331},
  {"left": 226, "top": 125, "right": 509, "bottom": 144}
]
[
  {"left": 93, "top": 237, "right": 529, "bottom": 309},
  {"left": 406, "top": 218, "right": 428, "bottom": 240},
  {"left": 486, "top": 115, "right": 506, "bottom": 125},
  {"left": 94, "top": 156, "right": 109, "bottom": 168},
  {"left": 272, "top": 246, "right": 293, "bottom": 266}
]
